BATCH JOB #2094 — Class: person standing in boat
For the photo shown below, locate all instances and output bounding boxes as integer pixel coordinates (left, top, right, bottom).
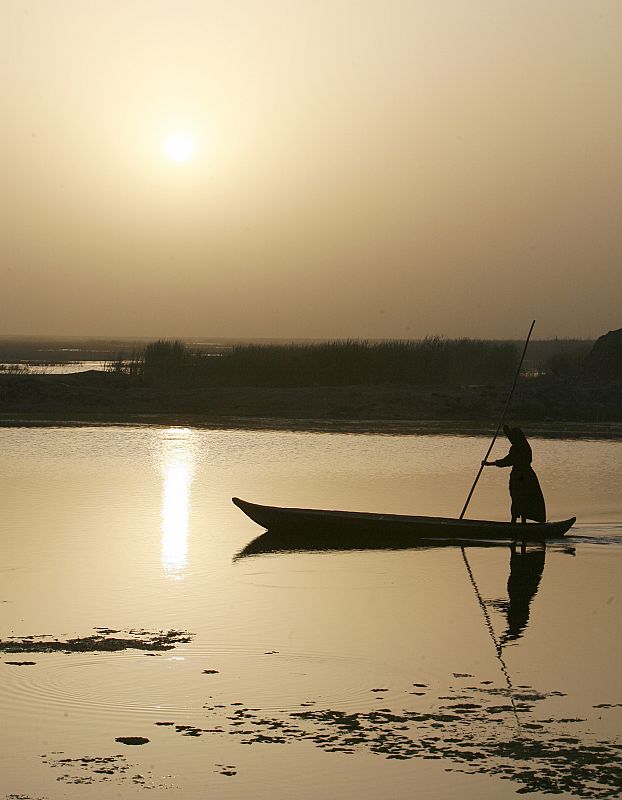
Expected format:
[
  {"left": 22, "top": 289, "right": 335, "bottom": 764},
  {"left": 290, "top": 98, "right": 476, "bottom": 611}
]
[{"left": 482, "top": 425, "right": 546, "bottom": 523}]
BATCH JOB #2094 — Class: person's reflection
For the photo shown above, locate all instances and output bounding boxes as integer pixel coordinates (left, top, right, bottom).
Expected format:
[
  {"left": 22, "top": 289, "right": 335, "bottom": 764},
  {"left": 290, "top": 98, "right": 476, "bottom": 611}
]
[{"left": 500, "top": 542, "right": 546, "bottom": 644}]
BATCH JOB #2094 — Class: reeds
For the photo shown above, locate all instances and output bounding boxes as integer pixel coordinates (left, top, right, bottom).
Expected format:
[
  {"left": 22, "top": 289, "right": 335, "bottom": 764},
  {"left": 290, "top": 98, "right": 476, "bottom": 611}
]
[
  {"left": 541, "top": 341, "right": 592, "bottom": 380},
  {"left": 129, "top": 337, "right": 519, "bottom": 388},
  {"left": 104, "top": 350, "right": 144, "bottom": 377}
]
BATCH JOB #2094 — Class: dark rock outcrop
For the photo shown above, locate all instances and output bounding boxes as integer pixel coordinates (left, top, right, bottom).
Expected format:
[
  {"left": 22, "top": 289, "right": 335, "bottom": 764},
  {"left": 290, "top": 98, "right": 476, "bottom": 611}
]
[{"left": 583, "top": 328, "right": 622, "bottom": 383}]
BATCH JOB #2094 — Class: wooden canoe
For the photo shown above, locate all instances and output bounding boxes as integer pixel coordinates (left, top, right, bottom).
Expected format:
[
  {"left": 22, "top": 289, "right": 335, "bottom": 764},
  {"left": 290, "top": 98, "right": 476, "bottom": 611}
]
[{"left": 232, "top": 497, "right": 575, "bottom": 541}]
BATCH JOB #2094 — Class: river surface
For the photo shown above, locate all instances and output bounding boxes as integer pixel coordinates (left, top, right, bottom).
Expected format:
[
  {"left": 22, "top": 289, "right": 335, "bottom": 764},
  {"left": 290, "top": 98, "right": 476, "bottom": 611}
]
[
  {"left": 0, "top": 360, "right": 107, "bottom": 375},
  {"left": 1, "top": 426, "right": 620, "bottom": 799}
]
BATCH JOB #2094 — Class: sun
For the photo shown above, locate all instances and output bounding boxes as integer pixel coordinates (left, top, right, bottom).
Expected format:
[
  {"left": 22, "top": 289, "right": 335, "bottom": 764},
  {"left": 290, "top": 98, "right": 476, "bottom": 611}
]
[{"left": 164, "top": 134, "right": 194, "bottom": 163}]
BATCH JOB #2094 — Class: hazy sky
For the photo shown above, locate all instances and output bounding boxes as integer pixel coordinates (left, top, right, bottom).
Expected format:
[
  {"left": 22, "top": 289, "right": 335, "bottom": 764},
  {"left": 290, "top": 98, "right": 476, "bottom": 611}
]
[{"left": 2, "top": 1, "right": 621, "bottom": 339}]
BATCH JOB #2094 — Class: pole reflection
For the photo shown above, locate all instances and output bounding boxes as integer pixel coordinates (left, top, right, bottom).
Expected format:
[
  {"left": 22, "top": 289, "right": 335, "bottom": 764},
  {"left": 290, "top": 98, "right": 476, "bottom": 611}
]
[{"left": 160, "top": 428, "right": 197, "bottom": 579}]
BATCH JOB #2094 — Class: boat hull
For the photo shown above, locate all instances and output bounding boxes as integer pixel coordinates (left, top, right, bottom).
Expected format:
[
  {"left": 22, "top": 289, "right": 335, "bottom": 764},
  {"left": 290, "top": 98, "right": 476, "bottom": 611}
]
[{"left": 232, "top": 497, "right": 575, "bottom": 541}]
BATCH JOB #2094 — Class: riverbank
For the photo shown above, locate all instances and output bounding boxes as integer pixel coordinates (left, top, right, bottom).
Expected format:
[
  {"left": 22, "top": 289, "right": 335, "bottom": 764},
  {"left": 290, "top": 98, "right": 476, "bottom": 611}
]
[{"left": 0, "top": 371, "right": 620, "bottom": 437}]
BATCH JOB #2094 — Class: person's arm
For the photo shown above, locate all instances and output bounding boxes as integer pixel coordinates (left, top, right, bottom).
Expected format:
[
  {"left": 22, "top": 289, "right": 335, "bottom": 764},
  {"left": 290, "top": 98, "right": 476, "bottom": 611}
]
[{"left": 482, "top": 451, "right": 513, "bottom": 468}]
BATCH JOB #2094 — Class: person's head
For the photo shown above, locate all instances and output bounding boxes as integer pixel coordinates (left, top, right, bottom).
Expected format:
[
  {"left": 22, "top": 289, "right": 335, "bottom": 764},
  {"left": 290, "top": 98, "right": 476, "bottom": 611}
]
[{"left": 504, "top": 425, "right": 527, "bottom": 445}]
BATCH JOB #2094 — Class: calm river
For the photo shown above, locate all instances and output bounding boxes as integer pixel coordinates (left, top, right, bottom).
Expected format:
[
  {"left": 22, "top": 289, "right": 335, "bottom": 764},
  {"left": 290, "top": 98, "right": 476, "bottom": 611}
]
[{"left": 1, "top": 426, "right": 620, "bottom": 799}]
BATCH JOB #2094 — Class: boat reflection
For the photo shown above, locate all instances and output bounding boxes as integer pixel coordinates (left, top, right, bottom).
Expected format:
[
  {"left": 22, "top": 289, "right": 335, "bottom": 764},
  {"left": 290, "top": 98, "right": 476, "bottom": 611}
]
[
  {"left": 160, "top": 428, "right": 198, "bottom": 579},
  {"left": 234, "top": 529, "right": 518, "bottom": 559}
]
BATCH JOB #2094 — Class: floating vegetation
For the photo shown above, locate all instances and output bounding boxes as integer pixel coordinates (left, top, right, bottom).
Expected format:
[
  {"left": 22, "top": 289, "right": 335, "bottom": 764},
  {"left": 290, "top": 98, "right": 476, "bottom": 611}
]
[
  {"left": 40, "top": 753, "right": 166, "bottom": 788},
  {"left": 155, "top": 681, "right": 622, "bottom": 798},
  {"left": 215, "top": 763, "right": 237, "bottom": 777},
  {"left": 115, "top": 737, "right": 149, "bottom": 746},
  {"left": 5, "top": 795, "right": 47, "bottom": 799},
  {"left": 0, "top": 628, "right": 193, "bottom": 653}
]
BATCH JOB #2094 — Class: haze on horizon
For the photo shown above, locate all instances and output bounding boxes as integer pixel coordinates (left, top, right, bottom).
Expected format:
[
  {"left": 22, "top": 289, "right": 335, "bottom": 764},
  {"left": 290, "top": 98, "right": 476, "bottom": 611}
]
[{"left": 2, "top": 1, "right": 620, "bottom": 341}]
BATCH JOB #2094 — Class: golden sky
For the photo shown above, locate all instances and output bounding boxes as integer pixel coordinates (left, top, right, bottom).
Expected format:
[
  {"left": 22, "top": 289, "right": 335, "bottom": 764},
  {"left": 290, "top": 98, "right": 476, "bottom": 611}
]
[{"left": 2, "top": 1, "right": 621, "bottom": 338}]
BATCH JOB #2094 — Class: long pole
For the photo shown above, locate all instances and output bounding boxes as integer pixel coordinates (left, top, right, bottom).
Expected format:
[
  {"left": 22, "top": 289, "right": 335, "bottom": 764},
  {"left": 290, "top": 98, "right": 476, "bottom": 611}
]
[
  {"left": 459, "top": 546, "right": 523, "bottom": 732},
  {"left": 459, "top": 319, "right": 536, "bottom": 520},
  {"left": 458, "top": 320, "right": 536, "bottom": 736}
]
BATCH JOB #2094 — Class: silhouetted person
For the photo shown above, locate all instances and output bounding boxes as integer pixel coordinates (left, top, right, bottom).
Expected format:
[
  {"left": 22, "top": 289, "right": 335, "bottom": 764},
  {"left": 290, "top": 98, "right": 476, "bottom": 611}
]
[
  {"left": 482, "top": 425, "right": 546, "bottom": 523},
  {"left": 501, "top": 543, "right": 546, "bottom": 644}
]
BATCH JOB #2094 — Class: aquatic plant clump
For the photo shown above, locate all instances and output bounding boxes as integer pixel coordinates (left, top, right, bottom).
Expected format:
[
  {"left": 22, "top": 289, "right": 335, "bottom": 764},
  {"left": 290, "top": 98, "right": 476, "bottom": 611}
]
[
  {"left": 0, "top": 628, "right": 193, "bottom": 654},
  {"left": 115, "top": 737, "right": 150, "bottom": 746},
  {"left": 154, "top": 681, "right": 622, "bottom": 798},
  {"left": 40, "top": 753, "right": 167, "bottom": 789}
]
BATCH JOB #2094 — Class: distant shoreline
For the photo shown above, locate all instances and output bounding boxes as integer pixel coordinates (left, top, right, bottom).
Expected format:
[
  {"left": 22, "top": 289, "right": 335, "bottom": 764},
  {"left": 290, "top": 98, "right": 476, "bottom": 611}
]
[{"left": 1, "top": 371, "right": 620, "bottom": 439}]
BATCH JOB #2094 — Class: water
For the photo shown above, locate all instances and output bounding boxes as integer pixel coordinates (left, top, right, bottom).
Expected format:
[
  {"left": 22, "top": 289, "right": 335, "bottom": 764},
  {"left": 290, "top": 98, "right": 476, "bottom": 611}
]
[
  {"left": 0, "top": 427, "right": 620, "bottom": 798},
  {"left": 0, "top": 360, "right": 107, "bottom": 374}
]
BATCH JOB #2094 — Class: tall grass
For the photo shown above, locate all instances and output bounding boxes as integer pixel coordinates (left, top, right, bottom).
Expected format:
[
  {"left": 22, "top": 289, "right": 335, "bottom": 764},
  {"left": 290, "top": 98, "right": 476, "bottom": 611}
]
[
  {"left": 541, "top": 340, "right": 592, "bottom": 380},
  {"left": 521, "top": 338, "right": 593, "bottom": 378},
  {"left": 104, "top": 351, "right": 143, "bottom": 377},
  {"left": 129, "top": 338, "right": 519, "bottom": 388}
]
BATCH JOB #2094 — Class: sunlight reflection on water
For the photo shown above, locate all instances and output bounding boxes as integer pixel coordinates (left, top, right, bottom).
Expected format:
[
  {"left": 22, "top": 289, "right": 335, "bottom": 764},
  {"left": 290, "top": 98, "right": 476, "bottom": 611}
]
[{"left": 160, "top": 427, "right": 198, "bottom": 579}]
